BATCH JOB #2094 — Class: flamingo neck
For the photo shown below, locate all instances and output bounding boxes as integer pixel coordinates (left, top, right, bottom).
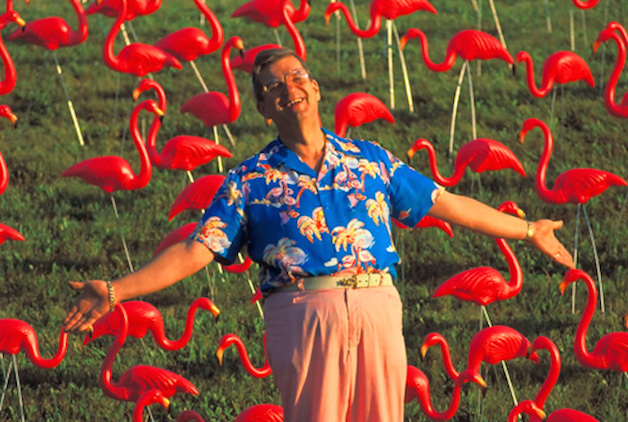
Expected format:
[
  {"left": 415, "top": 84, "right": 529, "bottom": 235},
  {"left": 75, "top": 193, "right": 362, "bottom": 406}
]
[
  {"left": 573, "top": 276, "right": 597, "bottom": 367},
  {"left": 67, "top": 0, "right": 88, "bottom": 45},
  {"left": 230, "top": 336, "right": 270, "bottom": 377},
  {"left": 605, "top": 32, "right": 628, "bottom": 116},
  {"left": 0, "top": 33, "right": 16, "bottom": 95},
  {"left": 157, "top": 300, "right": 207, "bottom": 350},
  {"left": 418, "top": 140, "right": 462, "bottom": 186},
  {"left": 100, "top": 310, "right": 129, "bottom": 400},
  {"left": 195, "top": 0, "right": 223, "bottom": 52},
  {"left": 25, "top": 329, "right": 68, "bottom": 369},
  {"left": 129, "top": 103, "right": 153, "bottom": 189},
  {"left": 283, "top": 0, "right": 305, "bottom": 60},
  {"left": 414, "top": 31, "right": 456, "bottom": 72},
  {"left": 531, "top": 121, "right": 556, "bottom": 203},
  {"left": 433, "top": 338, "right": 459, "bottom": 379},
  {"left": 221, "top": 42, "right": 240, "bottom": 123},
  {"left": 533, "top": 339, "right": 560, "bottom": 410},
  {"left": 103, "top": 0, "right": 127, "bottom": 70},
  {"left": 294, "top": 0, "right": 311, "bottom": 21},
  {"left": 332, "top": 3, "right": 380, "bottom": 39},
  {"left": 519, "top": 53, "right": 549, "bottom": 97},
  {"left": 0, "top": 153, "right": 7, "bottom": 195},
  {"left": 422, "top": 376, "right": 465, "bottom": 419},
  {"left": 495, "top": 237, "right": 523, "bottom": 296}
]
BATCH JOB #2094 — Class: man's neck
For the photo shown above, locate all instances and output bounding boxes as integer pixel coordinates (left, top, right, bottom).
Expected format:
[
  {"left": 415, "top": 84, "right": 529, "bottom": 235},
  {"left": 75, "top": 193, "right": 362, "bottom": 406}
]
[{"left": 278, "top": 120, "right": 326, "bottom": 173}]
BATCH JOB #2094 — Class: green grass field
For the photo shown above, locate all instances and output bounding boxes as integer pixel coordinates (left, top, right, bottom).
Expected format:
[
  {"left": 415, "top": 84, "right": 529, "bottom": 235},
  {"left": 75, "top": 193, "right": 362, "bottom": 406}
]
[{"left": 1, "top": 0, "right": 627, "bottom": 420}]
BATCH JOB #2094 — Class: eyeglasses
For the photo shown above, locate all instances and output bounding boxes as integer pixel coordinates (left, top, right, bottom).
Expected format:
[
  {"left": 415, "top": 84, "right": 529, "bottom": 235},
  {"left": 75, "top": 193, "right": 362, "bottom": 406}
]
[{"left": 262, "top": 68, "right": 311, "bottom": 94}]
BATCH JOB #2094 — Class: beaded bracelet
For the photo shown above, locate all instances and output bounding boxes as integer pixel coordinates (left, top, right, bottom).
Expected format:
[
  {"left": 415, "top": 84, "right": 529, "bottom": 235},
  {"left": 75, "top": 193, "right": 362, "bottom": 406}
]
[{"left": 106, "top": 281, "right": 116, "bottom": 312}]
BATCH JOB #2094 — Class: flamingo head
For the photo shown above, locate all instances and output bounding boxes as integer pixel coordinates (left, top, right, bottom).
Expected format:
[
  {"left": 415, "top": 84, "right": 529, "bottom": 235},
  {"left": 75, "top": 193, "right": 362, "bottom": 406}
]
[
  {"left": 197, "top": 298, "right": 221, "bottom": 321},
  {"left": 132, "top": 79, "right": 163, "bottom": 102},
  {"left": 323, "top": 2, "right": 343, "bottom": 26},
  {"left": 0, "top": 105, "right": 18, "bottom": 128},
  {"left": 593, "top": 22, "right": 622, "bottom": 52},
  {"left": 559, "top": 269, "right": 590, "bottom": 295},
  {"left": 456, "top": 370, "right": 488, "bottom": 396},
  {"left": 624, "top": 312, "right": 628, "bottom": 330},
  {"left": 509, "top": 400, "right": 546, "bottom": 421},
  {"left": 406, "top": 138, "right": 431, "bottom": 161},
  {"left": 216, "top": 333, "right": 237, "bottom": 366},
  {"left": 420, "top": 332, "right": 447, "bottom": 361},
  {"left": 496, "top": 201, "right": 525, "bottom": 219},
  {"left": 399, "top": 28, "right": 424, "bottom": 51},
  {"left": 0, "top": 10, "right": 26, "bottom": 30},
  {"left": 519, "top": 118, "right": 544, "bottom": 144}
]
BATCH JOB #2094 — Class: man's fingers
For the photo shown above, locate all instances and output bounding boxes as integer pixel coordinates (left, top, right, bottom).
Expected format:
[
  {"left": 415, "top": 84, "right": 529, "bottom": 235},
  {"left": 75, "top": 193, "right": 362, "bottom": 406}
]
[{"left": 68, "top": 281, "right": 86, "bottom": 291}]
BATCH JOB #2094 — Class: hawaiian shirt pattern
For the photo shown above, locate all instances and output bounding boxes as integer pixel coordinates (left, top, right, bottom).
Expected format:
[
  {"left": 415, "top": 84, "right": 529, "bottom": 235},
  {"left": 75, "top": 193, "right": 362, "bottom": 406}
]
[{"left": 191, "top": 128, "right": 439, "bottom": 292}]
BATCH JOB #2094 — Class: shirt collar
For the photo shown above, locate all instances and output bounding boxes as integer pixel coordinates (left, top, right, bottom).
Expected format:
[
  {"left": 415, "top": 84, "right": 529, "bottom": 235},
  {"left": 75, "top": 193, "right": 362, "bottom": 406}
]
[{"left": 265, "top": 128, "right": 362, "bottom": 176}]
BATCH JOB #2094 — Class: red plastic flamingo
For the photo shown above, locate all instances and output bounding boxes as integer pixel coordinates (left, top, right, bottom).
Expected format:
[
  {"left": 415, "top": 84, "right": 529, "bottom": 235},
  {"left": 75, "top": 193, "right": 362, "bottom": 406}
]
[
  {"left": 181, "top": 36, "right": 243, "bottom": 127},
  {"left": 216, "top": 333, "right": 271, "bottom": 378},
  {"left": 231, "top": 0, "right": 307, "bottom": 73},
  {"left": 0, "top": 11, "right": 26, "bottom": 96},
  {"left": 153, "top": 223, "right": 196, "bottom": 257},
  {"left": 572, "top": 0, "right": 599, "bottom": 9},
  {"left": 132, "top": 389, "right": 170, "bottom": 422},
  {"left": 8, "top": 0, "right": 89, "bottom": 49},
  {"left": 63, "top": 99, "right": 163, "bottom": 193},
  {"left": 133, "top": 80, "right": 232, "bottom": 175},
  {"left": 234, "top": 404, "right": 284, "bottom": 422},
  {"left": 168, "top": 174, "right": 225, "bottom": 221},
  {"left": 407, "top": 138, "right": 525, "bottom": 187},
  {"left": 593, "top": 21, "right": 628, "bottom": 118},
  {"left": 102, "top": 0, "right": 181, "bottom": 76},
  {"left": 404, "top": 364, "right": 485, "bottom": 420},
  {"left": 507, "top": 336, "right": 601, "bottom": 422},
  {"left": 559, "top": 269, "right": 628, "bottom": 372},
  {"left": 99, "top": 304, "right": 199, "bottom": 403},
  {"left": 86, "top": 0, "right": 161, "bottom": 21},
  {"left": 85, "top": 298, "right": 220, "bottom": 351},
  {"left": 400, "top": 28, "right": 513, "bottom": 72},
  {"left": 392, "top": 215, "right": 454, "bottom": 237},
  {"left": 401, "top": 29, "right": 513, "bottom": 159},
  {"left": 324, "top": 0, "right": 436, "bottom": 39},
  {"left": 334, "top": 92, "right": 394, "bottom": 138},
  {"left": 232, "top": 0, "right": 309, "bottom": 28},
  {"left": 520, "top": 118, "right": 627, "bottom": 205},
  {"left": 520, "top": 118, "right": 627, "bottom": 313},
  {"left": 154, "top": 0, "right": 223, "bottom": 62},
  {"left": 433, "top": 201, "right": 525, "bottom": 309},
  {"left": 0, "top": 319, "right": 68, "bottom": 419},
  {"left": 514, "top": 50, "right": 595, "bottom": 98}
]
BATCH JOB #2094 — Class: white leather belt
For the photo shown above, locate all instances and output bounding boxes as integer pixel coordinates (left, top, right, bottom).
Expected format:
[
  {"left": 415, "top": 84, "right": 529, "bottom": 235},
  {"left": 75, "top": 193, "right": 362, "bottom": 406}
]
[{"left": 279, "top": 273, "right": 393, "bottom": 292}]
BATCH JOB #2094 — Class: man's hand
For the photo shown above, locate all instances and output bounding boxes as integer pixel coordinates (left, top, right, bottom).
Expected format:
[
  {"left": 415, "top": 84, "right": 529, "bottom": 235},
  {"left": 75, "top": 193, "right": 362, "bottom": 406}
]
[
  {"left": 62, "top": 280, "right": 111, "bottom": 333},
  {"left": 528, "top": 220, "right": 575, "bottom": 269}
]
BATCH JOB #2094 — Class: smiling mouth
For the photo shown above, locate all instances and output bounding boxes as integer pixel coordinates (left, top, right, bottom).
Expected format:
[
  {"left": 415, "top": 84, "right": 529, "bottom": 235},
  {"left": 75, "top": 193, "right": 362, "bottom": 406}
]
[{"left": 285, "top": 98, "right": 304, "bottom": 108}]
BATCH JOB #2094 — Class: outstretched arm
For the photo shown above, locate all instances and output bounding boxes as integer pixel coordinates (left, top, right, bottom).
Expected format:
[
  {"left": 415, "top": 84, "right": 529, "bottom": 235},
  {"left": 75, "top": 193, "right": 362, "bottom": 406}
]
[
  {"left": 62, "top": 239, "right": 214, "bottom": 333},
  {"left": 427, "top": 191, "right": 575, "bottom": 269}
]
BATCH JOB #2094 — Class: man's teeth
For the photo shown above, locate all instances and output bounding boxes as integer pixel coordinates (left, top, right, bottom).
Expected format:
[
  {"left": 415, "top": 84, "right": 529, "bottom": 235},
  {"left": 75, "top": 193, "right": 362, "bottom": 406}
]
[{"left": 287, "top": 98, "right": 304, "bottom": 107}]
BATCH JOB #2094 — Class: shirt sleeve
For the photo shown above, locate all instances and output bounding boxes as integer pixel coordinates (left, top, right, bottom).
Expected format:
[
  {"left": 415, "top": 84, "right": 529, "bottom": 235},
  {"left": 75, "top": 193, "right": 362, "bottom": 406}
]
[
  {"left": 380, "top": 146, "right": 441, "bottom": 228},
  {"left": 189, "top": 169, "right": 247, "bottom": 265}
]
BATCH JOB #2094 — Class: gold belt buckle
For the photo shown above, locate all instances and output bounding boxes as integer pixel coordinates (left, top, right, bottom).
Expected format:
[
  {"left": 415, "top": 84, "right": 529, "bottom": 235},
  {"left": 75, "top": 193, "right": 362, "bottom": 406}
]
[{"left": 337, "top": 274, "right": 359, "bottom": 288}]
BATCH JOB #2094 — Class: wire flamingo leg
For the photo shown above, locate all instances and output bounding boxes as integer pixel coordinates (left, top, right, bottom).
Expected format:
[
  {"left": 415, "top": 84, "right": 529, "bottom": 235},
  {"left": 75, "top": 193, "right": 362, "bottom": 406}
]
[
  {"left": 53, "top": 52, "right": 85, "bottom": 146},
  {"left": 448, "top": 60, "right": 468, "bottom": 163},
  {"left": 393, "top": 21, "right": 414, "bottom": 112},
  {"left": 110, "top": 195, "right": 135, "bottom": 273},
  {"left": 0, "top": 356, "right": 25, "bottom": 422},
  {"left": 349, "top": 0, "right": 367, "bottom": 79},
  {"left": 582, "top": 204, "right": 605, "bottom": 313}
]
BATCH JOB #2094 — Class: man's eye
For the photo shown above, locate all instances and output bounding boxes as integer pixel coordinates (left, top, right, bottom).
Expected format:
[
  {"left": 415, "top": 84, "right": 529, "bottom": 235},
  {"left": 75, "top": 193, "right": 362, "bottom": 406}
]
[{"left": 268, "top": 82, "right": 282, "bottom": 91}]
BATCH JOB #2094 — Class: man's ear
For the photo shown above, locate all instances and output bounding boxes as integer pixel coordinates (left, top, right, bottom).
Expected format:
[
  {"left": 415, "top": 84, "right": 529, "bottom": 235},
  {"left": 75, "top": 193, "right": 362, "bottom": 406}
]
[
  {"left": 312, "top": 79, "right": 321, "bottom": 101},
  {"left": 256, "top": 101, "right": 270, "bottom": 118}
]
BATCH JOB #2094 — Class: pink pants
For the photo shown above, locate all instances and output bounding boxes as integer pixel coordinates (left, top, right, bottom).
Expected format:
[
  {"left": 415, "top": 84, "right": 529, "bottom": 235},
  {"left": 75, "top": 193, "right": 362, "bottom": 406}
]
[{"left": 264, "top": 286, "right": 406, "bottom": 422}]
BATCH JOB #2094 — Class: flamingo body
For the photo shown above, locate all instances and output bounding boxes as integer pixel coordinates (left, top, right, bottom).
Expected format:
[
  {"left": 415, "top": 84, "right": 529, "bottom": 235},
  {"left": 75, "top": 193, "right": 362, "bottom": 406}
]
[
  {"left": 151, "top": 135, "right": 232, "bottom": 172},
  {"left": 231, "top": 0, "right": 310, "bottom": 28},
  {"left": 86, "top": 0, "right": 161, "bottom": 20},
  {"left": 234, "top": 404, "right": 284, "bottom": 422},
  {"left": 168, "top": 174, "right": 226, "bottom": 221},
  {"left": 334, "top": 92, "right": 394, "bottom": 138},
  {"left": 231, "top": 44, "right": 281, "bottom": 73},
  {"left": 0, "top": 223, "right": 24, "bottom": 245},
  {"left": 0, "top": 319, "right": 68, "bottom": 368},
  {"left": 62, "top": 100, "right": 163, "bottom": 193},
  {"left": 560, "top": 269, "right": 628, "bottom": 372},
  {"left": 572, "top": 0, "right": 599, "bottom": 9},
  {"left": 85, "top": 298, "right": 219, "bottom": 350},
  {"left": 519, "top": 118, "right": 627, "bottom": 205},
  {"left": 593, "top": 21, "right": 628, "bottom": 117},
  {"left": 0, "top": 104, "right": 18, "bottom": 195},
  {"left": 216, "top": 333, "right": 271, "bottom": 378},
  {"left": 515, "top": 51, "right": 595, "bottom": 98},
  {"left": 392, "top": 215, "right": 454, "bottom": 237},
  {"left": 8, "top": 0, "right": 88, "bottom": 49},
  {"left": 154, "top": 0, "right": 223, "bottom": 62},
  {"left": 407, "top": 138, "right": 525, "bottom": 187},
  {"left": 400, "top": 28, "right": 512, "bottom": 72}
]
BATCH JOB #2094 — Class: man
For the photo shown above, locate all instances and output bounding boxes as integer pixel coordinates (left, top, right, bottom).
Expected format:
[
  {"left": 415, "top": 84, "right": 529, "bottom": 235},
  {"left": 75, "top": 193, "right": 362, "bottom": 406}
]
[{"left": 63, "top": 48, "right": 574, "bottom": 422}]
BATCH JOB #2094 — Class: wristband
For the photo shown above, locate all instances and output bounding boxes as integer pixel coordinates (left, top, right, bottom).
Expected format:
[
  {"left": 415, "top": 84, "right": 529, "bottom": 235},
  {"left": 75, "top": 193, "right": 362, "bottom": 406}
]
[
  {"left": 524, "top": 221, "right": 535, "bottom": 242},
  {"left": 106, "top": 281, "right": 116, "bottom": 312}
]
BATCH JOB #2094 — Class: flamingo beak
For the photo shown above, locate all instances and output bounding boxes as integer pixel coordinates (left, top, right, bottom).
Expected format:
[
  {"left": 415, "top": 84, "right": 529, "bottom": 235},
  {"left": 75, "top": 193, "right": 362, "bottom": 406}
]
[
  {"left": 592, "top": 41, "right": 601, "bottom": 54},
  {"left": 132, "top": 89, "right": 141, "bottom": 102},
  {"left": 419, "top": 344, "right": 428, "bottom": 361},
  {"left": 624, "top": 313, "right": 628, "bottom": 329},
  {"left": 15, "top": 17, "right": 26, "bottom": 28},
  {"left": 558, "top": 280, "right": 570, "bottom": 295},
  {"left": 399, "top": 36, "right": 408, "bottom": 51},
  {"left": 216, "top": 347, "right": 225, "bottom": 366},
  {"left": 7, "top": 113, "right": 18, "bottom": 128},
  {"left": 516, "top": 209, "right": 526, "bottom": 219}
]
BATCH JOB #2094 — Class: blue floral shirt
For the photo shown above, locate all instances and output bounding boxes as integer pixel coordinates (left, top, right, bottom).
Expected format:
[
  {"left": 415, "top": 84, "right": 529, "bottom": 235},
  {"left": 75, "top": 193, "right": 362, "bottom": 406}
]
[{"left": 190, "top": 128, "right": 440, "bottom": 292}]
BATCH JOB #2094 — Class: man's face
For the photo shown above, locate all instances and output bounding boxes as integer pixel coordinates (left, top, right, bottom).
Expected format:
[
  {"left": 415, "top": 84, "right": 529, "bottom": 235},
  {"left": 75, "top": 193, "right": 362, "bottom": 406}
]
[{"left": 256, "top": 56, "right": 321, "bottom": 126}]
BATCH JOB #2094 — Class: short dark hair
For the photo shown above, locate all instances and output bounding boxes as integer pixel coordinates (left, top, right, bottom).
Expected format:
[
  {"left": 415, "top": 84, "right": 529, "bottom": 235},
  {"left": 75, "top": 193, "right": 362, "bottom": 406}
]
[{"left": 252, "top": 48, "right": 313, "bottom": 102}]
